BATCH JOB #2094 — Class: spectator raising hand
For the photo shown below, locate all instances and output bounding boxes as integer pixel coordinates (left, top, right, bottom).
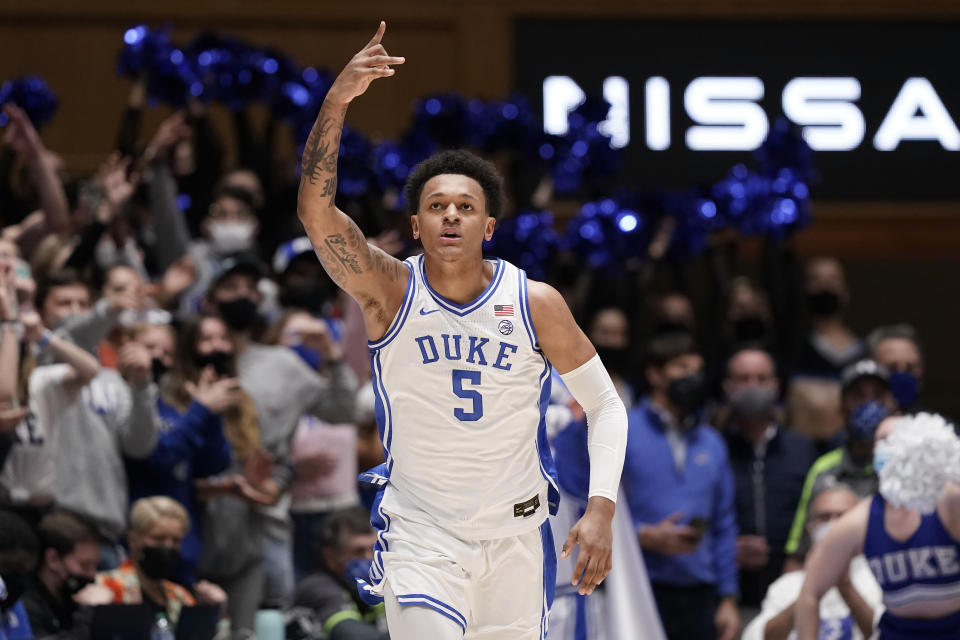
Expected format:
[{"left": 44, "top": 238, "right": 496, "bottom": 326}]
[
  {"left": 142, "top": 111, "right": 191, "bottom": 166},
  {"left": 95, "top": 152, "right": 140, "bottom": 223},
  {"left": 184, "top": 365, "right": 243, "bottom": 414},
  {"left": 117, "top": 340, "right": 152, "bottom": 387},
  {"left": 3, "top": 103, "right": 44, "bottom": 157},
  {"left": 2, "top": 103, "right": 69, "bottom": 235},
  {"left": 281, "top": 312, "right": 342, "bottom": 362}
]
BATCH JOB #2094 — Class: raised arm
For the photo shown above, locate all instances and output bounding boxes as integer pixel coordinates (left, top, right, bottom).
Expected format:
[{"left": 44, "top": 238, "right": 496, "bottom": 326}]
[
  {"left": 296, "top": 22, "right": 407, "bottom": 339},
  {"left": 22, "top": 311, "right": 100, "bottom": 387},
  {"left": 2, "top": 104, "right": 69, "bottom": 235},
  {"left": 0, "top": 265, "right": 19, "bottom": 402}
]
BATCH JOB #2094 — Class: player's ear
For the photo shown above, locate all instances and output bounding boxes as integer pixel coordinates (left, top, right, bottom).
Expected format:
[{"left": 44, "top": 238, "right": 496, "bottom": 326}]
[
  {"left": 484, "top": 216, "right": 495, "bottom": 241},
  {"left": 410, "top": 215, "right": 420, "bottom": 240}
]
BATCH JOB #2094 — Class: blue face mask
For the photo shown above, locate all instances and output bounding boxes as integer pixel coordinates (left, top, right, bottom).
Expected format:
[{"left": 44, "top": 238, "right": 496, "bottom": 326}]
[
  {"left": 888, "top": 370, "right": 919, "bottom": 410},
  {"left": 289, "top": 343, "right": 322, "bottom": 370},
  {"left": 873, "top": 449, "right": 891, "bottom": 474},
  {"left": 344, "top": 558, "right": 373, "bottom": 586},
  {"left": 848, "top": 401, "right": 890, "bottom": 441}
]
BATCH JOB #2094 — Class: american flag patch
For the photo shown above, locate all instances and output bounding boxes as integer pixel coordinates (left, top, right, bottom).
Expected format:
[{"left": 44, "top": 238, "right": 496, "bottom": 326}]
[{"left": 494, "top": 304, "right": 514, "bottom": 317}]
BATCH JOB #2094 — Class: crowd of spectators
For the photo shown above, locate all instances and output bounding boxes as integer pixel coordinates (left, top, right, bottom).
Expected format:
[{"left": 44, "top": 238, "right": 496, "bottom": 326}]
[{"left": 0, "top": 76, "right": 950, "bottom": 640}]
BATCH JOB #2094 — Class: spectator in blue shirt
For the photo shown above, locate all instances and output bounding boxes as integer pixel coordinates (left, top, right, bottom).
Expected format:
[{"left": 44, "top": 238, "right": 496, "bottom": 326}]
[
  {"left": 126, "top": 314, "right": 247, "bottom": 588},
  {"left": 623, "top": 332, "right": 740, "bottom": 640}
]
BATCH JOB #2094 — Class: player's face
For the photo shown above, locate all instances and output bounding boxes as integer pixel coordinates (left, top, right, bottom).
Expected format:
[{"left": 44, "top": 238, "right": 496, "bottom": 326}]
[{"left": 412, "top": 174, "right": 495, "bottom": 261}]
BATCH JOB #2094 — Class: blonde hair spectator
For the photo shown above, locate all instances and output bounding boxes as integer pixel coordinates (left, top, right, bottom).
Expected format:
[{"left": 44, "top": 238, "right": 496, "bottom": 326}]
[{"left": 129, "top": 496, "right": 189, "bottom": 535}]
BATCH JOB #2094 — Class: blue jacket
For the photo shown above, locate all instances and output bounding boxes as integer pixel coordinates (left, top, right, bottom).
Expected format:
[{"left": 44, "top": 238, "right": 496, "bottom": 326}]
[
  {"left": 623, "top": 399, "right": 739, "bottom": 597},
  {"left": 126, "top": 397, "right": 232, "bottom": 585}
]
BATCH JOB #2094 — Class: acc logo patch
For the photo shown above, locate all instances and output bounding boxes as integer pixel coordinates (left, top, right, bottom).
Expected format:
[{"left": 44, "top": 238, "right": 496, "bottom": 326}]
[{"left": 498, "top": 320, "right": 514, "bottom": 335}]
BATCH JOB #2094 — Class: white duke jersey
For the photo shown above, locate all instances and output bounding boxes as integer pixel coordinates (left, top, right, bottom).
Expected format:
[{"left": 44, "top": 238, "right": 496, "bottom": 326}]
[{"left": 369, "top": 254, "right": 560, "bottom": 540}]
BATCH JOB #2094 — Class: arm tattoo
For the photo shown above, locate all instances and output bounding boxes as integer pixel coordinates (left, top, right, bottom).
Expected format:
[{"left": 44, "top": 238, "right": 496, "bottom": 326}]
[
  {"left": 323, "top": 234, "right": 363, "bottom": 274},
  {"left": 300, "top": 102, "right": 347, "bottom": 204},
  {"left": 313, "top": 248, "right": 347, "bottom": 288}
]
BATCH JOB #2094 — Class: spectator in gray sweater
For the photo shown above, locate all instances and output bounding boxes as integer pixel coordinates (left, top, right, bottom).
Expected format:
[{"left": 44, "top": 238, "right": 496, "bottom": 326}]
[{"left": 34, "top": 269, "right": 161, "bottom": 568}]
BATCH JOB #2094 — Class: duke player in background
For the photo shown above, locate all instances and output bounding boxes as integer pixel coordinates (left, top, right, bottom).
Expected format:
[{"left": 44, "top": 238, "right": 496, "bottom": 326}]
[{"left": 296, "top": 22, "right": 628, "bottom": 639}]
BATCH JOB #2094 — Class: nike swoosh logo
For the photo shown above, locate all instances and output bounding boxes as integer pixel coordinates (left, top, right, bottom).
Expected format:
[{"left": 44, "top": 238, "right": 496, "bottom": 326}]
[{"left": 419, "top": 308, "right": 440, "bottom": 316}]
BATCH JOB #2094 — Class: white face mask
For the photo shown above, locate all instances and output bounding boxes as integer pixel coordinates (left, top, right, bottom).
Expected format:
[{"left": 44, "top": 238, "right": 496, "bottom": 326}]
[
  {"left": 810, "top": 521, "right": 833, "bottom": 545},
  {"left": 209, "top": 221, "right": 255, "bottom": 254}
]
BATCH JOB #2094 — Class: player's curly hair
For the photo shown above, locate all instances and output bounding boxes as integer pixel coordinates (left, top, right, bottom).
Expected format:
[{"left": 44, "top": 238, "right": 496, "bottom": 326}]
[{"left": 404, "top": 149, "right": 506, "bottom": 220}]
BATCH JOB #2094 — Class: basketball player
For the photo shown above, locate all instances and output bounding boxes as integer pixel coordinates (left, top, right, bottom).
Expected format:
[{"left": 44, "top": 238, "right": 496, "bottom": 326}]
[
  {"left": 297, "top": 22, "right": 628, "bottom": 639},
  {"left": 795, "top": 414, "right": 960, "bottom": 639}
]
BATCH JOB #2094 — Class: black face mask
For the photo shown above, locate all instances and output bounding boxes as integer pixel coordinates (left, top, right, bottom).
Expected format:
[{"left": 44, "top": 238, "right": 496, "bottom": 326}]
[
  {"left": 653, "top": 320, "right": 693, "bottom": 337},
  {"left": 217, "top": 298, "right": 259, "bottom": 332},
  {"left": 806, "top": 290, "right": 842, "bottom": 316},
  {"left": 1, "top": 570, "right": 28, "bottom": 609},
  {"left": 666, "top": 370, "right": 708, "bottom": 414},
  {"left": 279, "top": 284, "right": 328, "bottom": 314},
  {"left": 138, "top": 546, "right": 180, "bottom": 581},
  {"left": 595, "top": 346, "right": 631, "bottom": 378},
  {"left": 62, "top": 573, "right": 94, "bottom": 599},
  {"left": 151, "top": 358, "right": 169, "bottom": 384},
  {"left": 194, "top": 350, "right": 233, "bottom": 377},
  {"left": 732, "top": 316, "right": 768, "bottom": 343}
]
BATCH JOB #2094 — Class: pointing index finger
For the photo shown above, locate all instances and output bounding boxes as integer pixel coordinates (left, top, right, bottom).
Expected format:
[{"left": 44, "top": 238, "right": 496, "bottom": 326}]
[{"left": 364, "top": 21, "right": 386, "bottom": 50}]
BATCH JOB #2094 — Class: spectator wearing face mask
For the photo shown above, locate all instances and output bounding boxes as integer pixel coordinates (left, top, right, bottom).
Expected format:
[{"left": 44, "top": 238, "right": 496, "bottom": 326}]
[
  {"left": 784, "top": 360, "right": 895, "bottom": 567},
  {"left": 647, "top": 291, "right": 697, "bottom": 339},
  {"left": 787, "top": 257, "right": 866, "bottom": 445},
  {"left": 178, "top": 186, "right": 262, "bottom": 315},
  {"left": 724, "top": 279, "right": 775, "bottom": 353},
  {"left": 21, "top": 510, "right": 100, "bottom": 637},
  {"left": 722, "top": 348, "right": 817, "bottom": 609},
  {"left": 201, "top": 258, "right": 356, "bottom": 623},
  {"left": 126, "top": 314, "right": 245, "bottom": 588},
  {"left": 272, "top": 237, "right": 336, "bottom": 318},
  {"left": 623, "top": 332, "right": 740, "bottom": 640},
  {"left": 867, "top": 324, "right": 927, "bottom": 415},
  {"left": 586, "top": 306, "right": 637, "bottom": 407},
  {"left": 263, "top": 310, "right": 361, "bottom": 582},
  {"left": 127, "top": 321, "right": 175, "bottom": 385},
  {"left": 741, "top": 485, "right": 882, "bottom": 640},
  {"left": 293, "top": 507, "right": 388, "bottom": 640},
  {"left": 0, "top": 510, "right": 39, "bottom": 640},
  {"left": 92, "top": 497, "right": 215, "bottom": 625}
]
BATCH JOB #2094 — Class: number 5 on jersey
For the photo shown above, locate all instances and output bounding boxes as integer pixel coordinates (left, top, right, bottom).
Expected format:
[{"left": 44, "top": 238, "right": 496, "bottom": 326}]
[{"left": 452, "top": 369, "right": 483, "bottom": 421}]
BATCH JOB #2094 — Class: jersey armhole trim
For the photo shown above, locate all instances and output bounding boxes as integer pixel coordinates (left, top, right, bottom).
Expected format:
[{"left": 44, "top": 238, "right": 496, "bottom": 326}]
[
  {"left": 519, "top": 269, "right": 541, "bottom": 352},
  {"left": 368, "top": 260, "right": 415, "bottom": 350}
]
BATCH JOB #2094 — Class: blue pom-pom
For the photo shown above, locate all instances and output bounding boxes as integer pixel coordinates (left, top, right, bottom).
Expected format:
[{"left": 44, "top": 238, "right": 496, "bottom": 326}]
[
  {"left": 483, "top": 210, "right": 559, "bottom": 281},
  {"left": 550, "top": 97, "right": 622, "bottom": 196},
  {"left": 336, "top": 126, "right": 375, "bottom": 199},
  {"left": 412, "top": 93, "right": 470, "bottom": 149},
  {"left": 562, "top": 195, "right": 648, "bottom": 270},
  {"left": 755, "top": 117, "right": 816, "bottom": 183},
  {"left": 0, "top": 76, "right": 59, "bottom": 128},
  {"left": 117, "top": 24, "right": 199, "bottom": 107}
]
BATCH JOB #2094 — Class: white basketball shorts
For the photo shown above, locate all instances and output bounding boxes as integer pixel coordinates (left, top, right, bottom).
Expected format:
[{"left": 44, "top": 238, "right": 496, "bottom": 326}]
[{"left": 367, "top": 485, "right": 557, "bottom": 639}]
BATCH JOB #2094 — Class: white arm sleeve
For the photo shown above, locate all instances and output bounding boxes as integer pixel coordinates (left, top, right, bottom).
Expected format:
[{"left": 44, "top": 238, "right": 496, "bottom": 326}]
[{"left": 559, "top": 353, "right": 628, "bottom": 503}]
